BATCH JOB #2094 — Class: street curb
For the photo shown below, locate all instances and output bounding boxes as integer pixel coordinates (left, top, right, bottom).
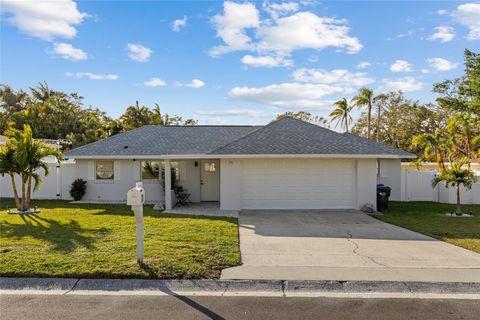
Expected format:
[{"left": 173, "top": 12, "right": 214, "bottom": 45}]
[{"left": 1, "top": 278, "right": 480, "bottom": 296}]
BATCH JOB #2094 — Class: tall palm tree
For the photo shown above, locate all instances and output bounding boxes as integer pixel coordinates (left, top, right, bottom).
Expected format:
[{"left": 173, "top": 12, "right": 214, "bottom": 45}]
[
  {"left": 373, "top": 93, "right": 388, "bottom": 142},
  {"left": 351, "top": 88, "right": 374, "bottom": 139},
  {"left": 330, "top": 98, "right": 353, "bottom": 133},
  {"left": 4, "top": 124, "right": 61, "bottom": 211}
]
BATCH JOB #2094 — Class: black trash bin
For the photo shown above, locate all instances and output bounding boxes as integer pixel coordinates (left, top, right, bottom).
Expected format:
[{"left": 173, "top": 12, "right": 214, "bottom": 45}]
[{"left": 376, "top": 186, "right": 391, "bottom": 212}]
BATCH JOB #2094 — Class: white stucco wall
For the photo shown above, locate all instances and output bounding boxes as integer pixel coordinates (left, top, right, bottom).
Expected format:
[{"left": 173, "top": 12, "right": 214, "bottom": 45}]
[
  {"left": 356, "top": 159, "right": 377, "bottom": 210},
  {"left": 377, "top": 159, "right": 402, "bottom": 201},
  {"left": 74, "top": 159, "right": 202, "bottom": 204},
  {"left": 220, "top": 158, "right": 242, "bottom": 210}
]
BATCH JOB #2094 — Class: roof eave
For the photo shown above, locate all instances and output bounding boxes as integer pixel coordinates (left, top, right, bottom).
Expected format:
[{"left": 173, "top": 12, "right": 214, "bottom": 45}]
[{"left": 65, "top": 153, "right": 417, "bottom": 160}]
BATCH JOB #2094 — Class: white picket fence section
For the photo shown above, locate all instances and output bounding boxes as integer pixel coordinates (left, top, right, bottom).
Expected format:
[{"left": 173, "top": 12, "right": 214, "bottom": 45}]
[
  {"left": 0, "top": 159, "right": 76, "bottom": 201},
  {"left": 401, "top": 169, "right": 480, "bottom": 204}
]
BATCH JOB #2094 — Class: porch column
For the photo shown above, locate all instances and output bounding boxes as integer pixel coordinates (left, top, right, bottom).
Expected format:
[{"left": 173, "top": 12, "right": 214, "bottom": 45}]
[{"left": 164, "top": 159, "right": 172, "bottom": 210}]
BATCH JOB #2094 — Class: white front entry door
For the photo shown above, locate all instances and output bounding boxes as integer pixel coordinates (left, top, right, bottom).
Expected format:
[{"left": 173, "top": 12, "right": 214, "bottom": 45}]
[{"left": 200, "top": 160, "right": 220, "bottom": 201}]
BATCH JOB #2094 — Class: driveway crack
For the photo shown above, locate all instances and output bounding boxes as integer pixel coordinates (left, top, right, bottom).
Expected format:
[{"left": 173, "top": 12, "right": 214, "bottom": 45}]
[{"left": 346, "top": 231, "right": 389, "bottom": 268}]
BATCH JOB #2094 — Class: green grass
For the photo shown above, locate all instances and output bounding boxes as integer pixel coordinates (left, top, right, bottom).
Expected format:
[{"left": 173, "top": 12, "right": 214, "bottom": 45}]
[
  {"left": 376, "top": 201, "right": 480, "bottom": 254},
  {"left": 0, "top": 199, "right": 240, "bottom": 279}
]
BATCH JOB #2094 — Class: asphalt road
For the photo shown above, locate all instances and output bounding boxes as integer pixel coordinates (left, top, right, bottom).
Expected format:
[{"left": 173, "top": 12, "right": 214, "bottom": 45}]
[{"left": 1, "top": 294, "right": 479, "bottom": 320}]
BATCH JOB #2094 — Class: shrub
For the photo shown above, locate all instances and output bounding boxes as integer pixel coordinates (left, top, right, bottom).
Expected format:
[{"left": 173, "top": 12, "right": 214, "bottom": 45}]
[{"left": 70, "top": 178, "right": 87, "bottom": 201}]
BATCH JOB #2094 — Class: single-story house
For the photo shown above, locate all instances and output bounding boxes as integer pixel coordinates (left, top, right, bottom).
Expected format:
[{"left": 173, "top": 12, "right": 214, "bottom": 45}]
[{"left": 65, "top": 117, "right": 415, "bottom": 210}]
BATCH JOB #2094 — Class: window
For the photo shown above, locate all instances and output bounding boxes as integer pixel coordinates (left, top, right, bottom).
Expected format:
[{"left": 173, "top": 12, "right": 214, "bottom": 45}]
[
  {"left": 142, "top": 161, "right": 160, "bottom": 180},
  {"left": 142, "top": 161, "right": 180, "bottom": 181},
  {"left": 203, "top": 162, "right": 216, "bottom": 172},
  {"left": 96, "top": 161, "right": 114, "bottom": 180}
]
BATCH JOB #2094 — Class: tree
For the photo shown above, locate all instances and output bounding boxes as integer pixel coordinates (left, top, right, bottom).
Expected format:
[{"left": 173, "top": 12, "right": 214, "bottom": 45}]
[
  {"left": 373, "top": 93, "right": 388, "bottom": 142},
  {"left": 412, "top": 129, "right": 452, "bottom": 171},
  {"left": 351, "top": 88, "right": 374, "bottom": 139},
  {"left": 432, "top": 158, "right": 477, "bottom": 214},
  {"left": 330, "top": 98, "right": 352, "bottom": 133},
  {"left": 276, "top": 111, "right": 330, "bottom": 128},
  {"left": 2, "top": 125, "right": 61, "bottom": 211}
]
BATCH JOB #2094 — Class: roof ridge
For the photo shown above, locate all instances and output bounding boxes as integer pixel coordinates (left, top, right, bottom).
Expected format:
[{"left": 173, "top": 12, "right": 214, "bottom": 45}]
[
  {"left": 209, "top": 116, "right": 333, "bottom": 154},
  {"left": 208, "top": 124, "right": 267, "bottom": 154}
]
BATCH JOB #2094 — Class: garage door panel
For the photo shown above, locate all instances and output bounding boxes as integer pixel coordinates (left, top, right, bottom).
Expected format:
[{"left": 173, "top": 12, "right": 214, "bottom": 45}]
[{"left": 240, "top": 159, "right": 356, "bottom": 209}]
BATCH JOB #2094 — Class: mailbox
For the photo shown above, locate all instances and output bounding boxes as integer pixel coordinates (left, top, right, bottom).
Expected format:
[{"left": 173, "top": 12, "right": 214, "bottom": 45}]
[
  {"left": 127, "top": 182, "right": 145, "bottom": 206},
  {"left": 127, "top": 182, "right": 145, "bottom": 264}
]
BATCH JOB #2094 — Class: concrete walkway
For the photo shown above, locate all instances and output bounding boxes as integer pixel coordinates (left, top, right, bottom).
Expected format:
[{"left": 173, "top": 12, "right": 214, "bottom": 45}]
[{"left": 221, "top": 210, "right": 480, "bottom": 282}]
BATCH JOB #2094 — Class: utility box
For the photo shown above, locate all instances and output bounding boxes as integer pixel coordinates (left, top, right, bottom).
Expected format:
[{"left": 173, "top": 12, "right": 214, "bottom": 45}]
[{"left": 127, "top": 183, "right": 145, "bottom": 206}]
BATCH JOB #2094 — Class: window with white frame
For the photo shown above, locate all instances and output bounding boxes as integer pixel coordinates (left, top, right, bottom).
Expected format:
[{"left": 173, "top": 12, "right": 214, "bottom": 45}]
[{"left": 96, "top": 161, "right": 114, "bottom": 180}]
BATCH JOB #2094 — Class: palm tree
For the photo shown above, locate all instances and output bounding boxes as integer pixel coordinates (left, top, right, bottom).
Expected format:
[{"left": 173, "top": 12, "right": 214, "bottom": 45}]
[
  {"left": 352, "top": 88, "right": 374, "bottom": 139},
  {"left": 373, "top": 93, "right": 388, "bottom": 142},
  {"left": 432, "top": 158, "right": 477, "bottom": 214},
  {"left": 330, "top": 98, "right": 353, "bottom": 133},
  {"left": 4, "top": 124, "right": 61, "bottom": 211},
  {"left": 412, "top": 129, "right": 453, "bottom": 171},
  {"left": 0, "top": 145, "right": 22, "bottom": 210}
]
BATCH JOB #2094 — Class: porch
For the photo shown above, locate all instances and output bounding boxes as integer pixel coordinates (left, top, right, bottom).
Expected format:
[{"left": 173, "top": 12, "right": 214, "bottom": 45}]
[{"left": 162, "top": 158, "right": 221, "bottom": 211}]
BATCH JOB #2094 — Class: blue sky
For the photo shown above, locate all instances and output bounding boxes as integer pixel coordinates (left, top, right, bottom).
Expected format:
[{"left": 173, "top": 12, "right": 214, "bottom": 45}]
[{"left": 1, "top": 1, "right": 479, "bottom": 125}]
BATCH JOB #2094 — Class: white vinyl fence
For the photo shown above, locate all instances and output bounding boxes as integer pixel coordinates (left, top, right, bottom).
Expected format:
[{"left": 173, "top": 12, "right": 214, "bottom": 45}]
[
  {"left": 0, "top": 159, "right": 76, "bottom": 201},
  {"left": 400, "top": 169, "right": 480, "bottom": 204}
]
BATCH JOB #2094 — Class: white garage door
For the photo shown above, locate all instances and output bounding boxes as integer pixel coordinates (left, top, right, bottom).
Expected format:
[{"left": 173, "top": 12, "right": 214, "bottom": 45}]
[{"left": 241, "top": 159, "right": 356, "bottom": 209}]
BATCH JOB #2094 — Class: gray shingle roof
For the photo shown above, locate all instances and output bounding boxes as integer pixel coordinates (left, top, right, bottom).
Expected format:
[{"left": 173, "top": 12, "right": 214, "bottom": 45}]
[
  {"left": 211, "top": 117, "right": 415, "bottom": 157},
  {"left": 65, "top": 117, "right": 415, "bottom": 158},
  {"left": 65, "top": 125, "right": 261, "bottom": 157}
]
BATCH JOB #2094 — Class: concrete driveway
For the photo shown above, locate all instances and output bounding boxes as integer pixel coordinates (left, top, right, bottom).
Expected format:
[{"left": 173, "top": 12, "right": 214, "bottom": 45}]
[{"left": 221, "top": 210, "right": 480, "bottom": 282}]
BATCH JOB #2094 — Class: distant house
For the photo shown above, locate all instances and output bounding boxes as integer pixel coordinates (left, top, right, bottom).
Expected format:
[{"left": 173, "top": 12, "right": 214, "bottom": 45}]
[
  {"left": 0, "top": 135, "right": 7, "bottom": 145},
  {"left": 65, "top": 117, "right": 415, "bottom": 210}
]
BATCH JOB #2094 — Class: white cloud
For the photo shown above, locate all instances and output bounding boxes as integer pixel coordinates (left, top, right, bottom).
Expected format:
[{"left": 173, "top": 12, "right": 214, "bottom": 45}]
[
  {"left": 143, "top": 77, "right": 167, "bottom": 87},
  {"left": 428, "top": 26, "right": 455, "bottom": 42},
  {"left": 356, "top": 61, "right": 371, "bottom": 69},
  {"left": 210, "top": 1, "right": 260, "bottom": 56},
  {"left": 291, "top": 68, "right": 374, "bottom": 87},
  {"left": 241, "top": 54, "right": 293, "bottom": 67},
  {"left": 185, "top": 79, "right": 205, "bottom": 88},
  {"left": 228, "top": 66, "right": 374, "bottom": 109},
  {"left": 437, "top": 9, "right": 447, "bottom": 16},
  {"left": 263, "top": 1, "right": 299, "bottom": 19},
  {"left": 127, "top": 43, "right": 153, "bottom": 62},
  {"left": 453, "top": 3, "right": 480, "bottom": 40},
  {"left": 229, "top": 82, "right": 343, "bottom": 109},
  {"left": 65, "top": 72, "right": 118, "bottom": 80},
  {"left": 197, "top": 108, "right": 269, "bottom": 117},
  {"left": 1, "top": 0, "right": 87, "bottom": 40},
  {"left": 255, "top": 12, "right": 362, "bottom": 54},
  {"left": 51, "top": 43, "right": 87, "bottom": 60},
  {"left": 172, "top": 16, "right": 187, "bottom": 32},
  {"left": 379, "top": 77, "right": 423, "bottom": 93},
  {"left": 389, "top": 60, "right": 413, "bottom": 72},
  {"left": 210, "top": 1, "right": 362, "bottom": 65},
  {"left": 426, "top": 57, "right": 458, "bottom": 71}
]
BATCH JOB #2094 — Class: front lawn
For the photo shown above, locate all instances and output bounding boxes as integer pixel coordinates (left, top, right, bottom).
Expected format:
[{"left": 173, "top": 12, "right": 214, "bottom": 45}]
[
  {"left": 0, "top": 199, "right": 240, "bottom": 279},
  {"left": 376, "top": 201, "right": 480, "bottom": 254}
]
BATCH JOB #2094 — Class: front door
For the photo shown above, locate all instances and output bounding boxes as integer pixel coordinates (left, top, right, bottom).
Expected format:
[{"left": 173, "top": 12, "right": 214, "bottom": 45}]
[{"left": 200, "top": 160, "right": 220, "bottom": 201}]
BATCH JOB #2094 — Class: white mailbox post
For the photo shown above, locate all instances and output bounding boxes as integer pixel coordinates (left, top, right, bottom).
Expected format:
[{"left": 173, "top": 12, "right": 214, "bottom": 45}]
[{"left": 127, "top": 182, "right": 145, "bottom": 264}]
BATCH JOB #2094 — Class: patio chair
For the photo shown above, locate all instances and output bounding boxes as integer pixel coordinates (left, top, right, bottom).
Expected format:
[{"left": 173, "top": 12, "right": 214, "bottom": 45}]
[{"left": 173, "top": 186, "right": 191, "bottom": 206}]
